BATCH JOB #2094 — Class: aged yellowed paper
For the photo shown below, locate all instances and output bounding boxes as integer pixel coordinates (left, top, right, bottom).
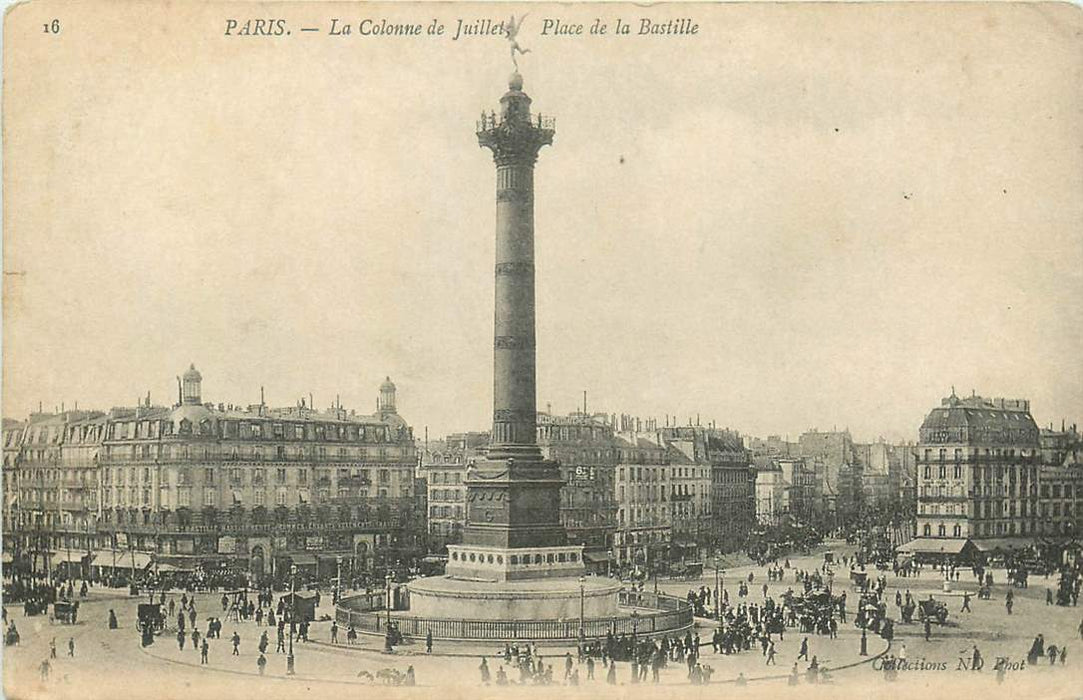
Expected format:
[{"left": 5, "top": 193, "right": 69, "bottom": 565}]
[{"left": 3, "top": 2, "right": 1082, "bottom": 700}]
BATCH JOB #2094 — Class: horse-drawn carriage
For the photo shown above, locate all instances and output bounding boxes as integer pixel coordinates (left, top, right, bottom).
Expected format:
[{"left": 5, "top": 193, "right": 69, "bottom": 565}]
[
  {"left": 783, "top": 588, "right": 842, "bottom": 634},
  {"left": 53, "top": 600, "right": 79, "bottom": 624},
  {"left": 136, "top": 603, "right": 166, "bottom": 634},
  {"left": 670, "top": 562, "right": 704, "bottom": 581},
  {"left": 849, "top": 570, "right": 868, "bottom": 590},
  {"left": 918, "top": 598, "right": 949, "bottom": 624}
]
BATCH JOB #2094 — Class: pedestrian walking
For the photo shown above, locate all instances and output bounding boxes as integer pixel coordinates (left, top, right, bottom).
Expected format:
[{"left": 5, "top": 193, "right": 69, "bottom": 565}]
[
  {"left": 426, "top": 629, "right": 432, "bottom": 654},
  {"left": 606, "top": 660, "right": 617, "bottom": 685},
  {"left": 766, "top": 641, "right": 777, "bottom": 665},
  {"left": 586, "top": 656, "right": 595, "bottom": 680},
  {"left": 257, "top": 653, "right": 267, "bottom": 675},
  {"left": 330, "top": 622, "right": 338, "bottom": 645},
  {"left": 961, "top": 591, "right": 971, "bottom": 613},
  {"left": 276, "top": 629, "right": 285, "bottom": 653},
  {"left": 39, "top": 659, "right": 51, "bottom": 681},
  {"left": 67, "top": 637, "right": 74, "bottom": 657},
  {"left": 49, "top": 638, "right": 56, "bottom": 659},
  {"left": 798, "top": 637, "right": 809, "bottom": 661},
  {"left": 201, "top": 639, "right": 209, "bottom": 665},
  {"left": 178, "top": 629, "right": 186, "bottom": 650},
  {"left": 479, "top": 657, "right": 491, "bottom": 685},
  {"left": 232, "top": 631, "right": 241, "bottom": 656},
  {"left": 923, "top": 618, "right": 931, "bottom": 641}
]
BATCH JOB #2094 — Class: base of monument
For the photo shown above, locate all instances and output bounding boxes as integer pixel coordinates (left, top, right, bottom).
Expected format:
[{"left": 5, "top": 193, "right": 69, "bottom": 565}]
[
  {"left": 406, "top": 574, "right": 622, "bottom": 621},
  {"left": 444, "top": 543, "right": 585, "bottom": 582}
]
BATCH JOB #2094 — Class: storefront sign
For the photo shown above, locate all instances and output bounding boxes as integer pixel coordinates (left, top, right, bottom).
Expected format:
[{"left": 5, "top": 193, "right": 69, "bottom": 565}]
[{"left": 176, "top": 539, "right": 194, "bottom": 554}]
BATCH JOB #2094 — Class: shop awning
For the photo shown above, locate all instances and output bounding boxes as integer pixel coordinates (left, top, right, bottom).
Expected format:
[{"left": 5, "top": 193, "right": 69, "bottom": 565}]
[
  {"left": 289, "top": 553, "right": 318, "bottom": 566},
  {"left": 90, "top": 550, "right": 152, "bottom": 568},
  {"left": 973, "top": 537, "right": 1036, "bottom": 553},
  {"left": 895, "top": 538, "right": 969, "bottom": 554},
  {"left": 155, "top": 562, "right": 196, "bottom": 572},
  {"left": 50, "top": 551, "right": 91, "bottom": 564},
  {"left": 583, "top": 551, "right": 610, "bottom": 564}
]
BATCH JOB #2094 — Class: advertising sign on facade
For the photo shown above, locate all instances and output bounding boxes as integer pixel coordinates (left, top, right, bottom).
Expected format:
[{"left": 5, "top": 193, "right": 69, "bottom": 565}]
[{"left": 218, "top": 536, "right": 237, "bottom": 554}]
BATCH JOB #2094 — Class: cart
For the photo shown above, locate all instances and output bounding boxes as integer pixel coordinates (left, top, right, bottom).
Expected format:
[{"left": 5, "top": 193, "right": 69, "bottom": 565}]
[
  {"left": 917, "top": 598, "right": 949, "bottom": 625},
  {"left": 136, "top": 602, "right": 165, "bottom": 634},
  {"left": 53, "top": 601, "right": 79, "bottom": 625}
]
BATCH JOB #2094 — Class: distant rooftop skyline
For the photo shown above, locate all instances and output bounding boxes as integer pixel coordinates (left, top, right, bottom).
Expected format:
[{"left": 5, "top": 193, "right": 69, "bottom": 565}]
[{"left": 5, "top": 364, "right": 1079, "bottom": 447}]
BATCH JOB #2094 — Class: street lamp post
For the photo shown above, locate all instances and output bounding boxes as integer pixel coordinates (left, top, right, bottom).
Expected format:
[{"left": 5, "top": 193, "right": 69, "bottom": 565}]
[
  {"left": 578, "top": 575, "right": 585, "bottom": 638},
  {"left": 287, "top": 564, "right": 296, "bottom": 675},
  {"left": 384, "top": 571, "right": 393, "bottom": 632},
  {"left": 631, "top": 609, "right": 639, "bottom": 645},
  {"left": 714, "top": 562, "right": 721, "bottom": 622},
  {"left": 335, "top": 556, "right": 342, "bottom": 605}
]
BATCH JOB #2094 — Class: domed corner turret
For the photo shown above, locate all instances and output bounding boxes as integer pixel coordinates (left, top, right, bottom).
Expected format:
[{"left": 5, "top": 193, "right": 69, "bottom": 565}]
[
  {"left": 378, "top": 376, "right": 397, "bottom": 415},
  {"left": 181, "top": 363, "right": 203, "bottom": 405}
]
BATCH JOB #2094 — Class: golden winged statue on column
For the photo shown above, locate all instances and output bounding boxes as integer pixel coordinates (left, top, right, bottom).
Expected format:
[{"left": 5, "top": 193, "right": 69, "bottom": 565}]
[{"left": 506, "top": 14, "right": 531, "bottom": 70}]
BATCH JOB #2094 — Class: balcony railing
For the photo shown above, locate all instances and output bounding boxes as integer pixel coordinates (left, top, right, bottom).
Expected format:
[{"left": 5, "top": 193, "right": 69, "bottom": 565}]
[{"left": 91, "top": 519, "right": 406, "bottom": 536}]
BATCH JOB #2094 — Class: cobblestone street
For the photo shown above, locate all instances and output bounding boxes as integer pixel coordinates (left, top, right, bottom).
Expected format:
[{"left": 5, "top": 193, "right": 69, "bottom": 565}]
[{"left": 4, "top": 543, "right": 1080, "bottom": 699}]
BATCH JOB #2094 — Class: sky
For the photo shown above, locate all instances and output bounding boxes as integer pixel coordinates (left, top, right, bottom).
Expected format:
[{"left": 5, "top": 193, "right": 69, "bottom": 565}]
[{"left": 3, "top": 1, "right": 1082, "bottom": 443}]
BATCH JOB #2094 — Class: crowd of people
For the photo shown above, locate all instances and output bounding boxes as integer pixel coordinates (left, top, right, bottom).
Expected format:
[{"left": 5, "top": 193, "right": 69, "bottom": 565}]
[{"left": 9, "top": 540, "right": 1083, "bottom": 690}]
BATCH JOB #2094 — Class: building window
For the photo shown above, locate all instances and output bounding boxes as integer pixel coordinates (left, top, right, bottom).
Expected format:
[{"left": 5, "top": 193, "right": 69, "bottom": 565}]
[
  {"left": 254, "top": 490, "right": 265, "bottom": 506},
  {"left": 923, "top": 524, "right": 931, "bottom": 536},
  {"left": 203, "top": 490, "right": 215, "bottom": 507}
]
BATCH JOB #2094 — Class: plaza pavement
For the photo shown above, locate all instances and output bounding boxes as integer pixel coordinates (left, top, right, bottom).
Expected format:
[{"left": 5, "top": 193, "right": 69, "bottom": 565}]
[{"left": 3, "top": 541, "right": 1080, "bottom": 700}]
